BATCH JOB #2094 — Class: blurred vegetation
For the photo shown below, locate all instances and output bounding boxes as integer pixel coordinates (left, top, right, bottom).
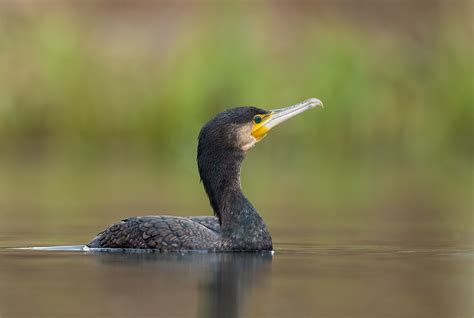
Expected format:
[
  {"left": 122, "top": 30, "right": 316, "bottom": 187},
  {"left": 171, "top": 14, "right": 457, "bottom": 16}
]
[{"left": 0, "top": 2, "right": 472, "bottom": 241}]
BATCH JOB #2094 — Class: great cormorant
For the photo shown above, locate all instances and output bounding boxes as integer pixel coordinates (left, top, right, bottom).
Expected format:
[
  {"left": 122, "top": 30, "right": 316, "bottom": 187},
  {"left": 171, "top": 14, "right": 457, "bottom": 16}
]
[{"left": 87, "top": 98, "right": 323, "bottom": 251}]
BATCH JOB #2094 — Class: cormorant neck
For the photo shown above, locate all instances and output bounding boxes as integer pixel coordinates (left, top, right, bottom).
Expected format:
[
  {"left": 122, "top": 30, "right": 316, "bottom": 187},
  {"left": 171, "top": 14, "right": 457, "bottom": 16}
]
[
  {"left": 198, "top": 146, "right": 272, "bottom": 250},
  {"left": 198, "top": 146, "right": 247, "bottom": 222}
]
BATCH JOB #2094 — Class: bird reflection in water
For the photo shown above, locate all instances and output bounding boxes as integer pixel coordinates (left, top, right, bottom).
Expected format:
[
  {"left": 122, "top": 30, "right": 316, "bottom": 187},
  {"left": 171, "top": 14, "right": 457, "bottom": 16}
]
[
  {"left": 198, "top": 252, "right": 272, "bottom": 318},
  {"left": 90, "top": 251, "right": 273, "bottom": 318}
]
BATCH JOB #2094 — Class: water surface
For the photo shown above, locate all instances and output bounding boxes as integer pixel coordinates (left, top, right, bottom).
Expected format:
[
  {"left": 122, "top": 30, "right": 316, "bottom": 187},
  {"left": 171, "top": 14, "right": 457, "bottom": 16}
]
[{"left": 0, "top": 240, "right": 472, "bottom": 318}]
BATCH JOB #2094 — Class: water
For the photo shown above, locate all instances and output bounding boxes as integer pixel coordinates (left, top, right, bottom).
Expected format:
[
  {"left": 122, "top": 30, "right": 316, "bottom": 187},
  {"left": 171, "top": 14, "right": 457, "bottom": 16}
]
[{"left": 0, "top": 242, "right": 472, "bottom": 317}]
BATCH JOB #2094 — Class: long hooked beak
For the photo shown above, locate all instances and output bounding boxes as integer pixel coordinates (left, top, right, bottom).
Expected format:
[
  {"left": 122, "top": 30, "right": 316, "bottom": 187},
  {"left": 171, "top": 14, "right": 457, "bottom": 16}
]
[{"left": 251, "top": 98, "right": 323, "bottom": 140}]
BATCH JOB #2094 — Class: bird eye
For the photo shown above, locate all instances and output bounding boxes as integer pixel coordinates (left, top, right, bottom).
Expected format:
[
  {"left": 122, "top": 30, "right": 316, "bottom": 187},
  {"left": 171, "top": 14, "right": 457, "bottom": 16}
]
[{"left": 254, "top": 116, "right": 262, "bottom": 124}]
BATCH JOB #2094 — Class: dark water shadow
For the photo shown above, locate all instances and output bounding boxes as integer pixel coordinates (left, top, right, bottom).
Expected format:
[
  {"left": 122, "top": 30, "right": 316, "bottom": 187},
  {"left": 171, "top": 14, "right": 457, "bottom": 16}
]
[
  {"left": 197, "top": 252, "right": 272, "bottom": 318},
  {"left": 10, "top": 246, "right": 273, "bottom": 317},
  {"left": 14, "top": 246, "right": 273, "bottom": 318},
  {"left": 89, "top": 251, "right": 272, "bottom": 318}
]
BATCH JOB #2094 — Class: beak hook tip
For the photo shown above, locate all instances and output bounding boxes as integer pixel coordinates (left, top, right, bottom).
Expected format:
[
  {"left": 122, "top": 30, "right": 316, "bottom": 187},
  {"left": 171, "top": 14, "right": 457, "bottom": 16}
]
[{"left": 307, "top": 98, "right": 324, "bottom": 109}]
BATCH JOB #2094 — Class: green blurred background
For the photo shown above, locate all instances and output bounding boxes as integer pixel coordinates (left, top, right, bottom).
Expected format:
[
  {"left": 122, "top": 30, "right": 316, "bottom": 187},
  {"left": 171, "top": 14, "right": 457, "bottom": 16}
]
[{"left": 0, "top": 1, "right": 472, "bottom": 246}]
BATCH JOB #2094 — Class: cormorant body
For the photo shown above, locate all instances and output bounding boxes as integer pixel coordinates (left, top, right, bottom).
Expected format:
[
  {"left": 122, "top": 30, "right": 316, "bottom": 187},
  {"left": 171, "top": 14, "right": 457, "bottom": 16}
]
[{"left": 87, "top": 98, "right": 322, "bottom": 251}]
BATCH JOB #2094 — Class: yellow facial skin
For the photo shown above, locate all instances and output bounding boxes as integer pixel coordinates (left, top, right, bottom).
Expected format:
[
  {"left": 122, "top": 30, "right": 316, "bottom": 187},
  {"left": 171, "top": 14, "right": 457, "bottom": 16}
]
[{"left": 250, "top": 114, "right": 272, "bottom": 141}]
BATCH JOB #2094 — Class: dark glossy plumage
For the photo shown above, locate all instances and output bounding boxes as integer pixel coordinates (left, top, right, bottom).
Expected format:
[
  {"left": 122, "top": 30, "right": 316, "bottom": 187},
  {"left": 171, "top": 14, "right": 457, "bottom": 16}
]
[
  {"left": 88, "top": 216, "right": 220, "bottom": 250},
  {"left": 87, "top": 106, "right": 273, "bottom": 251}
]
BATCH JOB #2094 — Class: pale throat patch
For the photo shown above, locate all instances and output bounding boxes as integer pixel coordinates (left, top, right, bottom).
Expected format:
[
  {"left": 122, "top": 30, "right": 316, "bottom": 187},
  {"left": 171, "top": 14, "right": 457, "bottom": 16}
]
[
  {"left": 241, "top": 136, "right": 257, "bottom": 152},
  {"left": 237, "top": 123, "right": 258, "bottom": 152}
]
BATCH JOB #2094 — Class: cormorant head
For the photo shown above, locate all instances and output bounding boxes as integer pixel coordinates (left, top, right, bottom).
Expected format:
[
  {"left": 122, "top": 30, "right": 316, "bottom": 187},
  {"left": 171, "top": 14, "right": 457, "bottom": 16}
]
[
  {"left": 197, "top": 98, "right": 323, "bottom": 220},
  {"left": 198, "top": 98, "right": 323, "bottom": 154}
]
